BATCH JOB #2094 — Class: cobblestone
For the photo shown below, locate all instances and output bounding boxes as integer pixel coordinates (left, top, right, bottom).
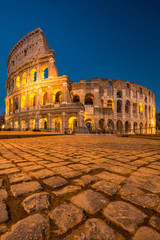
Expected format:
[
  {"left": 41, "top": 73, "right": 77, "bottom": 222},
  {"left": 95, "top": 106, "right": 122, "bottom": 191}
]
[
  {"left": 22, "top": 192, "right": 51, "bottom": 213},
  {"left": 0, "top": 135, "right": 160, "bottom": 239},
  {"left": 71, "top": 190, "right": 109, "bottom": 214},
  {"left": 103, "top": 201, "right": 147, "bottom": 233},
  {"left": 49, "top": 202, "right": 85, "bottom": 234},
  {"left": 10, "top": 181, "right": 42, "bottom": 196}
]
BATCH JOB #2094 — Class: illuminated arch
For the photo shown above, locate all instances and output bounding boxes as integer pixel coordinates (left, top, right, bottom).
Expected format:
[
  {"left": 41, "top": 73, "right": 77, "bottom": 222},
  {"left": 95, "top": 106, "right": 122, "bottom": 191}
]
[
  {"left": 21, "top": 120, "right": 26, "bottom": 131},
  {"left": 85, "top": 93, "right": 94, "bottom": 105},
  {"left": 30, "top": 68, "right": 37, "bottom": 82},
  {"left": 29, "top": 93, "right": 36, "bottom": 107},
  {"left": 133, "top": 101, "right": 137, "bottom": 113},
  {"left": 52, "top": 117, "right": 62, "bottom": 132},
  {"left": 29, "top": 119, "right": 35, "bottom": 130},
  {"left": 39, "top": 118, "right": 48, "bottom": 130},
  {"left": 41, "top": 91, "right": 48, "bottom": 105},
  {"left": 21, "top": 95, "right": 26, "bottom": 109},
  {"left": 125, "top": 100, "right": 130, "bottom": 113},
  {"left": 14, "top": 120, "right": 19, "bottom": 130},
  {"left": 16, "top": 76, "right": 20, "bottom": 88},
  {"left": 139, "top": 102, "right": 143, "bottom": 113},
  {"left": 107, "top": 98, "right": 114, "bottom": 109},
  {"left": 68, "top": 116, "right": 77, "bottom": 132},
  {"left": 22, "top": 72, "right": 27, "bottom": 85},
  {"left": 41, "top": 65, "right": 48, "bottom": 79},
  {"left": 52, "top": 89, "right": 62, "bottom": 104},
  {"left": 85, "top": 118, "right": 94, "bottom": 131}
]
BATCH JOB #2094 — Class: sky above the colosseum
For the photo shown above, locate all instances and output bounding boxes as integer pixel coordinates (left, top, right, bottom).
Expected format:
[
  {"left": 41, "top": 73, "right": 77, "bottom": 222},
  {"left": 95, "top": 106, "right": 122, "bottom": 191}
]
[{"left": 0, "top": 0, "right": 160, "bottom": 114}]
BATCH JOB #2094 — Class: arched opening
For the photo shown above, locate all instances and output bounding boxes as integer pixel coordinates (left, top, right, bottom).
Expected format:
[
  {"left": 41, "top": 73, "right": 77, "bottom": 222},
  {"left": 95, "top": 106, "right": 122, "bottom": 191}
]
[
  {"left": 117, "top": 120, "right": 123, "bottom": 132},
  {"left": 85, "top": 119, "right": 94, "bottom": 132},
  {"left": 133, "top": 101, "right": 137, "bottom": 113},
  {"left": 149, "top": 106, "right": 151, "bottom": 117},
  {"left": 21, "top": 120, "right": 26, "bottom": 131},
  {"left": 9, "top": 99, "right": 13, "bottom": 112},
  {"left": 133, "top": 122, "right": 137, "bottom": 133},
  {"left": 107, "top": 119, "right": 114, "bottom": 131},
  {"left": 52, "top": 117, "right": 62, "bottom": 132},
  {"left": 16, "top": 76, "right": 20, "bottom": 88},
  {"left": 140, "top": 122, "right": 143, "bottom": 134},
  {"left": 139, "top": 102, "right": 143, "bottom": 113},
  {"left": 73, "top": 95, "right": 80, "bottom": 103},
  {"left": 41, "top": 65, "right": 49, "bottom": 79},
  {"left": 125, "top": 121, "right": 130, "bottom": 133},
  {"left": 125, "top": 100, "right": 130, "bottom": 114},
  {"left": 29, "top": 119, "right": 35, "bottom": 130},
  {"left": 99, "top": 119, "right": 105, "bottom": 130},
  {"left": 14, "top": 121, "right": 19, "bottom": 130},
  {"left": 107, "top": 99, "right": 114, "bottom": 109},
  {"left": 117, "top": 100, "right": 122, "bottom": 113},
  {"left": 21, "top": 96, "right": 26, "bottom": 109},
  {"left": 30, "top": 68, "right": 37, "bottom": 82},
  {"left": 39, "top": 118, "right": 48, "bottom": 130},
  {"left": 41, "top": 92, "right": 48, "bottom": 105},
  {"left": 22, "top": 72, "right": 27, "bottom": 85},
  {"left": 117, "top": 91, "right": 122, "bottom": 98},
  {"left": 68, "top": 117, "right": 77, "bottom": 133},
  {"left": 55, "top": 91, "right": 62, "bottom": 104},
  {"left": 85, "top": 94, "right": 94, "bottom": 105},
  {"left": 145, "top": 105, "right": 147, "bottom": 117},
  {"left": 29, "top": 93, "right": 36, "bottom": 107}
]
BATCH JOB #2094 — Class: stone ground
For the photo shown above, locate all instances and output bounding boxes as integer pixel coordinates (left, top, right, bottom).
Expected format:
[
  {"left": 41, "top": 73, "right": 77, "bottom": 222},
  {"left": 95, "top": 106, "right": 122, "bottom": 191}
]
[{"left": 0, "top": 135, "right": 160, "bottom": 240}]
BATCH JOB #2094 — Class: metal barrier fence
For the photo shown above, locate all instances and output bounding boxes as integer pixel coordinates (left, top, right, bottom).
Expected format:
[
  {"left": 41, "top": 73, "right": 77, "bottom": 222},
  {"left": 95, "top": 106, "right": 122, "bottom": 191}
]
[{"left": 2, "top": 127, "right": 159, "bottom": 135}]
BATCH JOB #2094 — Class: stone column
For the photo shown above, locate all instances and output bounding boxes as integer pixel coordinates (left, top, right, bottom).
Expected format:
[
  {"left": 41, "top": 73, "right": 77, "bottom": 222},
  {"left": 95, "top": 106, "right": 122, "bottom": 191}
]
[
  {"left": 62, "top": 83, "right": 68, "bottom": 103},
  {"left": 47, "top": 113, "right": 51, "bottom": 130},
  {"left": 78, "top": 111, "right": 84, "bottom": 128},
  {"left": 62, "top": 112, "right": 66, "bottom": 132}
]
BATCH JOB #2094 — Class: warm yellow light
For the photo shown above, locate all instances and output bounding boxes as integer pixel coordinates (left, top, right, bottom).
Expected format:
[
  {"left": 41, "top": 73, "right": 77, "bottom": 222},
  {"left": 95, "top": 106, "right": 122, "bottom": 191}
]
[
  {"left": 68, "top": 116, "right": 77, "bottom": 131},
  {"left": 29, "top": 93, "right": 36, "bottom": 107},
  {"left": 2, "top": 125, "right": 5, "bottom": 129},
  {"left": 139, "top": 102, "right": 143, "bottom": 113},
  {"left": 30, "top": 68, "right": 37, "bottom": 82},
  {"left": 16, "top": 76, "right": 20, "bottom": 88},
  {"left": 151, "top": 120, "right": 155, "bottom": 126},
  {"left": 22, "top": 72, "right": 27, "bottom": 85},
  {"left": 21, "top": 95, "right": 26, "bottom": 109},
  {"left": 107, "top": 98, "right": 114, "bottom": 109}
]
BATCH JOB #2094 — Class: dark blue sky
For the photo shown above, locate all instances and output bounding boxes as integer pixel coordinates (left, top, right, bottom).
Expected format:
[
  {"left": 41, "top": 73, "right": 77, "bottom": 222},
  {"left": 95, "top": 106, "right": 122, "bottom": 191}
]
[{"left": 0, "top": 0, "right": 160, "bottom": 114}]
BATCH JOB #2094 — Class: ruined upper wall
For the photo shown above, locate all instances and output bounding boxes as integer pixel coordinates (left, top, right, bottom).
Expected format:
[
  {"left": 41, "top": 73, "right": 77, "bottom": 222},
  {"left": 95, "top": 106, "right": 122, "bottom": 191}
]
[{"left": 7, "top": 28, "right": 55, "bottom": 77}]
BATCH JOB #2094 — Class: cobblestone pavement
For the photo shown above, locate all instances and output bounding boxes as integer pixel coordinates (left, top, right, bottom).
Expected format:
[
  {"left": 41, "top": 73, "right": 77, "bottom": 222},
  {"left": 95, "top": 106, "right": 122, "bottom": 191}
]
[{"left": 0, "top": 135, "right": 160, "bottom": 240}]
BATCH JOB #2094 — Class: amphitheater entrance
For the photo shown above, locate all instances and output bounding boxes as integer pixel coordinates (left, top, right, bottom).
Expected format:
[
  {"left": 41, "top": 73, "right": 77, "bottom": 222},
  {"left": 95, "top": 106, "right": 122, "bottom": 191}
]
[
  {"left": 68, "top": 117, "right": 77, "bottom": 133},
  {"left": 125, "top": 121, "right": 131, "bottom": 133},
  {"left": 52, "top": 117, "right": 62, "bottom": 132},
  {"left": 85, "top": 119, "right": 94, "bottom": 132},
  {"left": 29, "top": 119, "right": 35, "bottom": 130},
  {"left": 21, "top": 120, "right": 26, "bottom": 131},
  {"left": 39, "top": 118, "right": 48, "bottom": 130}
]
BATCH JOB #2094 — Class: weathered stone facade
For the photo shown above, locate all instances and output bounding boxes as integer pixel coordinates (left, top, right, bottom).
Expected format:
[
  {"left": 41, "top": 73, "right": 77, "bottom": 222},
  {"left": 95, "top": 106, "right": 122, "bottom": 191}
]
[{"left": 5, "top": 28, "right": 156, "bottom": 133}]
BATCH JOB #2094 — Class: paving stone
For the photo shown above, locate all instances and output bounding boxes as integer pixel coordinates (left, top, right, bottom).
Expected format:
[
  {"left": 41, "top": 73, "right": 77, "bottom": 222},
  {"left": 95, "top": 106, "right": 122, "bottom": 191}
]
[
  {"left": 103, "top": 201, "right": 147, "bottom": 233},
  {"left": 149, "top": 216, "right": 160, "bottom": 230},
  {"left": 96, "top": 171, "right": 126, "bottom": 184},
  {"left": 10, "top": 181, "right": 42, "bottom": 197},
  {"left": 126, "top": 176, "right": 160, "bottom": 193},
  {"left": 43, "top": 176, "right": 68, "bottom": 189},
  {"left": 0, "top": 164, "right": 16, "bottom": 170},
  {"left": 81, "top": 175, "right": 99, "bottom": 183},
  {"left": 61, "top": 170, "right": 82, "bottom": 178},
  {"left": 23, "top": 165, "right": 44, "bottom": 171},
  {"left": 22, "top": 192, "right": 51, "bottom": 213},
  {"left": 0, "top": 168, "right": 20, "bottom": 175},
  {"left": 0, "top": 179, "right": 3, "bottom": 187},
  {"left": 30, "top": 169, "right": 55, "bottom": 179},
  {"left": 52, "top": 185, "right": 81, "bottom": 196},
  {"left": 9, "top": 172, "right": 32, "bottom": 184},
  {"left": 73, "top": 179, "right": 89, "bottom": 187},
  {"left": 49, "top": 202, "right": 85, "bottom": 234},
  {"left": 0, "top": 189, "right": 8, "bottom": 201},
  {"left": 67, "top": 218, "right": 120, "bottom": 240},
  {"left": 133, "top": 226, "right": 160, "bottom": 240},
  {"left": 1, "top": 213, "right": 49, "bottom": 240},
  {"left": 0, "top": 202, "right": 9, "bottom": 224},
  {"left": 92, "top": 181, "right": 120, "bottom": 196},
  {"left": 70, "top": 190, "right": 109, "bottom": 214}
]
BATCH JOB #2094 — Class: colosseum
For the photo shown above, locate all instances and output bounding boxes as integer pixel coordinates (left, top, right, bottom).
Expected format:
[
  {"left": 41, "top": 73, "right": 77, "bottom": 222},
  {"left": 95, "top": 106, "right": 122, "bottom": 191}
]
[{"left": 5, "top": 28, "right": 156, "bottom": 134}]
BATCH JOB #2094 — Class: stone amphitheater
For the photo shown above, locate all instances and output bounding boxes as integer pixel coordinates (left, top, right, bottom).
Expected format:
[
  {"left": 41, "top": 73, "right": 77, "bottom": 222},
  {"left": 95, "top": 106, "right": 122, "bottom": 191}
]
[{"left": 5, "top": 28, "right": 156, "bottom": 133}]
